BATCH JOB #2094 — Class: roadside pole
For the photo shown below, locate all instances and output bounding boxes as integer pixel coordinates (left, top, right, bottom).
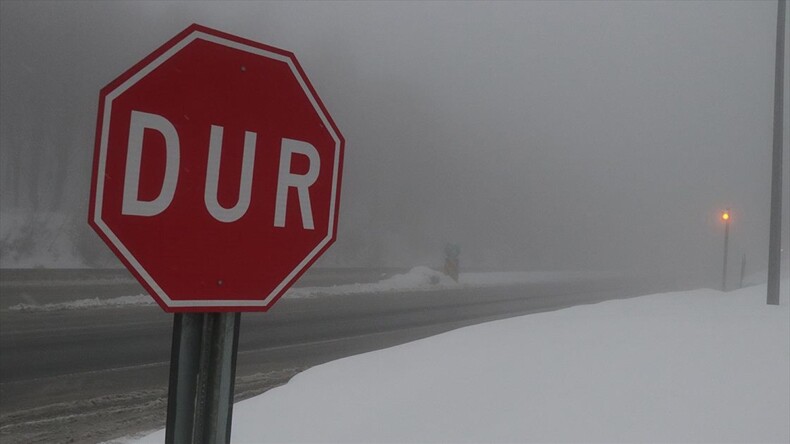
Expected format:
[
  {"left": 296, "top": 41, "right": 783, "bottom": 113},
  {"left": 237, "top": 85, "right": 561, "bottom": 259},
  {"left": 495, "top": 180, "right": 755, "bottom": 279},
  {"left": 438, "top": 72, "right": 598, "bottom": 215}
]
[
  {"left": 194, "top": 313, "right": 241, "bottom": 443},
  {"left": 722, "top": 209, "right": 730, "bottom": 292},
  {"left": 739, "top": 253, "right": 746, "bottom": 289},
  {"left": 767, "top": 0, "right": 785, "bottom": 306},
  {"left": 165, "top": 313, "right": 241, "bottom": 444},
  {"left": 166, "top": 314, "right": 203, "bottom": 443}
]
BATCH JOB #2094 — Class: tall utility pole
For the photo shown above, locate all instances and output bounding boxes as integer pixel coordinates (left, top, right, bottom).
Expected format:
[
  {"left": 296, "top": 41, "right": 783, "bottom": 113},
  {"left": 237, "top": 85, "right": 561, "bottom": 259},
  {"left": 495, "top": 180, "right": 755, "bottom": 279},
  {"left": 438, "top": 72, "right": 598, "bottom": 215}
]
[
  {"left": 768, "top": 0, "right": 786, "bottom": 306},
  {"left": 722, "top": 209, "right": 731, "bottom": 292}
]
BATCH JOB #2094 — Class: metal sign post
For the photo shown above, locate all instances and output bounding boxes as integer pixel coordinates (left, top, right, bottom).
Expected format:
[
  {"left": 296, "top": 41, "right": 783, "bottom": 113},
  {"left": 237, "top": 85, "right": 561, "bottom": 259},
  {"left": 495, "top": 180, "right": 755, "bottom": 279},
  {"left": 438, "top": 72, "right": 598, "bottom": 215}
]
[
  {"left": 767, "top": 0, "right": 785, "bottom": 306},
  {"left": 166, "top": 314, "right": 202, "bottom": 443},
  {"left": 166, "top": 313, "right": 241, "bottom": 444},
  {"left": 721, "top": 209, "right": 730, "bottom": 292}
]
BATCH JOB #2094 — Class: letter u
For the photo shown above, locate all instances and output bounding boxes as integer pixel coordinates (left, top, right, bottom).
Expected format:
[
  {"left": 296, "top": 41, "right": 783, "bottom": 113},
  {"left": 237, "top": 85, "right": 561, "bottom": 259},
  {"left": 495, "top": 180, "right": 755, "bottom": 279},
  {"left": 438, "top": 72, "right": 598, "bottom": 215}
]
[{"left": 204, "top": 125, "right": 257, "bottom": 223}]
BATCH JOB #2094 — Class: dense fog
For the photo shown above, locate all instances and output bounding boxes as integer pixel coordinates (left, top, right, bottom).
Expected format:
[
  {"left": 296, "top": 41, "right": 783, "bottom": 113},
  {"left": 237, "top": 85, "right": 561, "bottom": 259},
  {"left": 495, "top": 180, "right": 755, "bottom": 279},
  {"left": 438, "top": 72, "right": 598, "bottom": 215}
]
[{"left": 1, "top": 1, "right": 787, "bottom": 283}]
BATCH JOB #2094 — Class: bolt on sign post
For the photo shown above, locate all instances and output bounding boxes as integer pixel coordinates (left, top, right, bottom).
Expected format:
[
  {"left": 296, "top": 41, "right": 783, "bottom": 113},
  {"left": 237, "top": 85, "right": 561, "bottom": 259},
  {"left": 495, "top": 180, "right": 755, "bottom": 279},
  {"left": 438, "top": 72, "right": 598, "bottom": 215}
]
[
  {"left": 721, "top": 209, "right": 731, "bottom": 292},
  {"left": 89, "top": 24, "right": 344, "bottom": 443}
]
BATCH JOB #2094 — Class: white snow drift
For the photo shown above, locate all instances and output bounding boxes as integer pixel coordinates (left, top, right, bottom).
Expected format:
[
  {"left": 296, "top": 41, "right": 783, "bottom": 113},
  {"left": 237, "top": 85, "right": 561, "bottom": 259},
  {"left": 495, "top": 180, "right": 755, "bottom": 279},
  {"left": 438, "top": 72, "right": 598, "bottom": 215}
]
[{"left": 132, "top": 281, "right": 789, "bottom": 443}]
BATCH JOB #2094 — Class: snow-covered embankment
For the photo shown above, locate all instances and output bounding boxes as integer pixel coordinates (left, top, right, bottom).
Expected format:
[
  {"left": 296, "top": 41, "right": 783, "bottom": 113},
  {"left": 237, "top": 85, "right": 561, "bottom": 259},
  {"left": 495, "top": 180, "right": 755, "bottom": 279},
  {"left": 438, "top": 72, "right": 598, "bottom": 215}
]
[{"left": 132, "top": 280, "right": 789, "bottom": 443}]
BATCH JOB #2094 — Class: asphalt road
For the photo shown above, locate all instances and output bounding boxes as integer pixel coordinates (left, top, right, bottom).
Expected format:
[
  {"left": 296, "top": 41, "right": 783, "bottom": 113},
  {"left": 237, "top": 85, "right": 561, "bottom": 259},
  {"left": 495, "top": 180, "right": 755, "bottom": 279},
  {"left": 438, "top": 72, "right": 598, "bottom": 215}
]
[{"left": 0, "top": 271, "right": 685, "bottom": 444}]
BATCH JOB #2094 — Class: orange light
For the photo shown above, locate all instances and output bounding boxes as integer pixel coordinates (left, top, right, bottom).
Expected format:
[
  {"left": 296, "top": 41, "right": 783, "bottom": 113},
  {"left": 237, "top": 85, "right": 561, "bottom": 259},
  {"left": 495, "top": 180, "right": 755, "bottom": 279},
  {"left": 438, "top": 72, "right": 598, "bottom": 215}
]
[{"left": 722, "top": 212, "right": 730, "bottom": 221}]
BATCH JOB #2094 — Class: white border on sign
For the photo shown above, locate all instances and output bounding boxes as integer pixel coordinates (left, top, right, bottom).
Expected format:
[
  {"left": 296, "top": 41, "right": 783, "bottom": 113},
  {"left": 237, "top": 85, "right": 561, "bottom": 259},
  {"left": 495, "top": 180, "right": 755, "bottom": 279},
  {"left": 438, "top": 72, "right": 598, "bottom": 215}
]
[{"left": 93, "top": 30, "right": 342, "bottom": 308}]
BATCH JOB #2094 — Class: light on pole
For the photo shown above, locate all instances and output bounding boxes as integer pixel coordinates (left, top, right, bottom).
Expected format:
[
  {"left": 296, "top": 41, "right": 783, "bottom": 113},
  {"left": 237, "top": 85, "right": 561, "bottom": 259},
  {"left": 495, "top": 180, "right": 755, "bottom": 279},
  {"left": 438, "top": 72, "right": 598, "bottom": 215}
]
[{"left": 721, "top": 209, "right": 731, "bottom": 292}]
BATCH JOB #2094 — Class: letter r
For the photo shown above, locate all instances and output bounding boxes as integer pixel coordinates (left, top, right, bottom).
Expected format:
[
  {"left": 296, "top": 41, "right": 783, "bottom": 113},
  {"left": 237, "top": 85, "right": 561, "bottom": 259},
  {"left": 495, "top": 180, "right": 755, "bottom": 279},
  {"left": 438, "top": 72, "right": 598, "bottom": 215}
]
[{"left": 274, "top": 138, "right": 320, "bottom": 229}]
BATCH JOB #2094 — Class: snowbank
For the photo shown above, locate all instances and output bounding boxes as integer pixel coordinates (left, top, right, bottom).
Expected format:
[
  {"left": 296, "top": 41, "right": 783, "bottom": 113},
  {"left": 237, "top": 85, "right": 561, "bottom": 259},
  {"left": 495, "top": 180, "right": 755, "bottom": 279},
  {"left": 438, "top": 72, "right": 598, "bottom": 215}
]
[
  {"left": 285, "top": 266, "right": 600, "bottom": 298},
  {"left": 285, "top": 266, "right": 459, "bottom": 298},
  {"left": 6, "top": 295, "right": 153, "bottom": 312},
  {"left": 133, "top": 281, "right": 789, "bottom": 443}
]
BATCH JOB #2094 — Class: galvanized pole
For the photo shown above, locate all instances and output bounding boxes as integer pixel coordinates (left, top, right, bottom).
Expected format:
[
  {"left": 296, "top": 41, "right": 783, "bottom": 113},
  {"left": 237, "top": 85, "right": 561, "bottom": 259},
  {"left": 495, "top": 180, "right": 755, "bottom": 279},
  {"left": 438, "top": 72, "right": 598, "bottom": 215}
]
[
  {"left": 165, "top": 313, "right": 204, "bottom": 444},
  {"left": 739, "top": 253, "right": 746, "bottom": 289},
  {"left": 768, "top": 0, "right": 786, "bottom": 305},
  {"left": 722, "top": 210, "right": 730, "bottom": 292},
  {"left": 165, "top": 312, "right": 240, "bottom": 444},
  {"left": 193, "top": 312, "right": 241, "bottom": 444}
]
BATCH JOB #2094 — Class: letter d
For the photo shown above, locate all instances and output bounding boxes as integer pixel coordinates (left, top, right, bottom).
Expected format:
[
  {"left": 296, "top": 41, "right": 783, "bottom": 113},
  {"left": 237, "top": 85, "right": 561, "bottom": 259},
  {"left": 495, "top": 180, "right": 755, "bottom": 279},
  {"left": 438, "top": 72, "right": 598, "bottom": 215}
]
[{"left": 122, "top": 111, "right": 180, "bottom": 216}]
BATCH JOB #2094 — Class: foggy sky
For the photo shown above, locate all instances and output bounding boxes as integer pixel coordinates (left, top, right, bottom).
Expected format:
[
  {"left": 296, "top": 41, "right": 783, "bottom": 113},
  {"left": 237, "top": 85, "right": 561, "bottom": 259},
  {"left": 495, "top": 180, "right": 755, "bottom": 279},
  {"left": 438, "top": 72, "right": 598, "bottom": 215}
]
[{"left": 1, "top": 1, "right": 788, "bottom": 281}]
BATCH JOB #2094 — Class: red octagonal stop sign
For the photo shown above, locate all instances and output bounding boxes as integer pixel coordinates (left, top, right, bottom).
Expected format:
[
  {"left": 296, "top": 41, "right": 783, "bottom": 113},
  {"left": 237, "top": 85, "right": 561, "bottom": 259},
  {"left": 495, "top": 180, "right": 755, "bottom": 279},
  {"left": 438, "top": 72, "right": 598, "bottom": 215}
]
[{"left": 89, "top": 24, "right": 344, "bottom": 312}]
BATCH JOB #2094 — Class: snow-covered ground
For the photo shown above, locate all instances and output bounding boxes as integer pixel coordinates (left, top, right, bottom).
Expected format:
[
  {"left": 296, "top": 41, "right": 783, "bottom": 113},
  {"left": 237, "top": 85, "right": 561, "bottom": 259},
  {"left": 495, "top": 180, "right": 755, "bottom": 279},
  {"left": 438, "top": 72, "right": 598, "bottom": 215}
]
[{"left": 131, "top": 280, "right": 789, "bottom": 443}]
